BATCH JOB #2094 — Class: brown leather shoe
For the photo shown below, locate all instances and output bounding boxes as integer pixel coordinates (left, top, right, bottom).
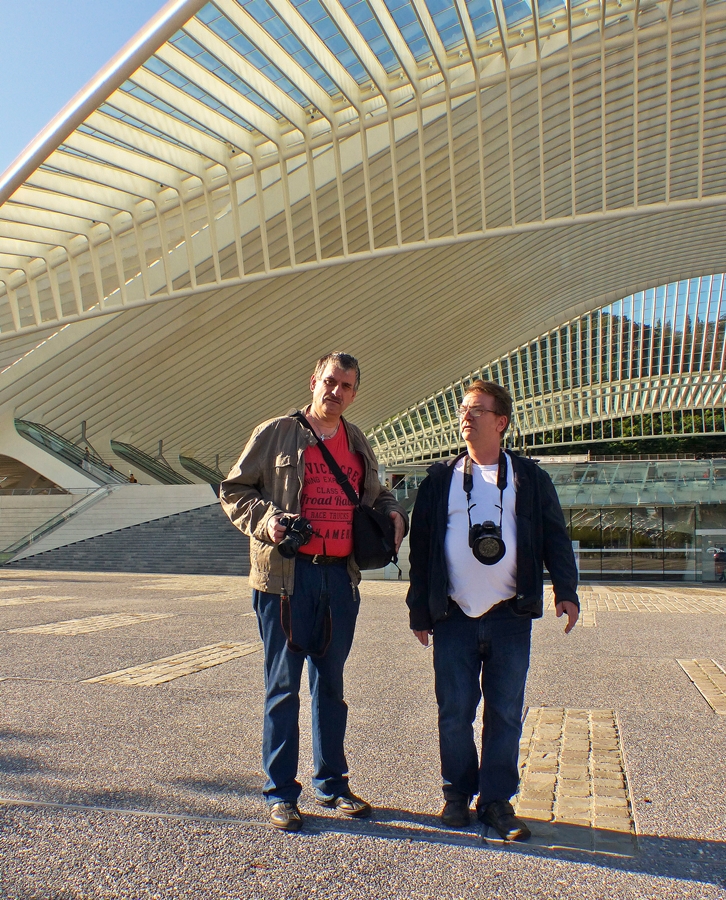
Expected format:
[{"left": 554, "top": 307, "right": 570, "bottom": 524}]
[
  {"left": 441, "top": 798, "right": 471, "bottom": 827},
  {"left": 269, "top": 801, "right": 303, "bottom": 832},
  {"left": 479, "top": 800, "right": 531, "bottom": 841},
  {"left": 315, "top": 791, "right": 372, "bottom": 818}
]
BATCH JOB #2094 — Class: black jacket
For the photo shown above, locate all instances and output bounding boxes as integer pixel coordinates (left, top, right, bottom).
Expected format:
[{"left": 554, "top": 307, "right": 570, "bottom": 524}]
[{"left": 406, "top": 451, "right": 579, "bottom": 631}]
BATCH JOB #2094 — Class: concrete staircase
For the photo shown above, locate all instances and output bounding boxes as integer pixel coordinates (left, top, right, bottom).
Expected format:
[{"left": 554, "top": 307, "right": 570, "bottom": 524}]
[
  {"left": 10, "top": 485, "right": 219, "bottom": 559},
  {"left": 5, "top": 504, "right": 250, "bottom": 576}
]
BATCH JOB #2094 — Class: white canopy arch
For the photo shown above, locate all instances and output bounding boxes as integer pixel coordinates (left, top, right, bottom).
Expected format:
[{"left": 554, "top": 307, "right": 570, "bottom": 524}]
[{"left": 1, "top": 0, "right": 725, "bottom": 476}]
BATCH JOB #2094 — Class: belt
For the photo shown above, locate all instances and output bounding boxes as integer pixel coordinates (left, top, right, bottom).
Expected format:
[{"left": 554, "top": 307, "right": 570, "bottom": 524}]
[
  {"left": 303, "top": 554, "right": 348, "bottom": 566},
  {"left": 446, "top": 596, "right": 516, "bottom": 617}
]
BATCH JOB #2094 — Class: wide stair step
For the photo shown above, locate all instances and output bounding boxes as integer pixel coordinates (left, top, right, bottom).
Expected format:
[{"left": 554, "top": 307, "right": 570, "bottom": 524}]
[{"left": 5, "top": 504, "right": 250, "bottom": 576}]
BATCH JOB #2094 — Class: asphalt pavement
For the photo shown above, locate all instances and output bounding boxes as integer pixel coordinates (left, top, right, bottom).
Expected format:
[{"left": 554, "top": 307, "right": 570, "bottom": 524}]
[{"left": 0, "top": 570, "right": 724, "bottom": 899}]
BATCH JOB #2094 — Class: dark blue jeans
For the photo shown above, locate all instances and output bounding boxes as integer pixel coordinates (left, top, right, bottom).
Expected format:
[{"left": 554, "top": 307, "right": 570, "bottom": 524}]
[
  {"left": 252, "top": 555, "right": 359, "bottom": 805},
  {"left": 432, "top": 601, "right": 532, "bottom": 811}
]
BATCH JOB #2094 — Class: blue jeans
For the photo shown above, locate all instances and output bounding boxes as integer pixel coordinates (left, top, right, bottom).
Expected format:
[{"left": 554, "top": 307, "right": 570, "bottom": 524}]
[
  {"left": 432, "top": 601, "right": 532, "bottom": 810},
  {"left": 252, "top": 555, "right": 360, "bottom": 805}
]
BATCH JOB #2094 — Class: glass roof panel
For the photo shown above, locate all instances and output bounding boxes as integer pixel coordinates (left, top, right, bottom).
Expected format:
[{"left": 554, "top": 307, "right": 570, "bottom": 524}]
[
  {"left": 56, "top": 144, "right": 118, "bottom": 167},
  {"left": 424, "top": 0, "right": 466, "bottom": 52},
  {"left": 99, "top": 103, "right": 210, "bottom": 155},
  {"left": 502, "top": 0, "right": 532, "bottom": 27},
  {"left": 463, "top": 0, "right": 497, "bottom": 40},
  {"left": 290, "top": 0, "right": 370, "bottom": 83},
  {"left": 235, "top": 0, "right": 341, "bottom": 96},
  {"left": 339, "top": 0, "right": 401, "bottom": 72},
  {"left": 537, "top": 0, "right": 565, "bottom": 17},
  {"left": 197, "top": 4, "right": 314, "bottom": 107},
  {"left": 77, "top": 122, "right": 166, "bottom": 160},
  {"left": 384, "top": 0, "right": 432, "bottom": 62},
  {"left": 143, "top": 55, "right": 254, "bottom": 131},
  {"left": 118, "top": 82, "right": 230, "bottom": 143},
  {"left": 169, "top": 31, "right": 283, "bottom": 119}
]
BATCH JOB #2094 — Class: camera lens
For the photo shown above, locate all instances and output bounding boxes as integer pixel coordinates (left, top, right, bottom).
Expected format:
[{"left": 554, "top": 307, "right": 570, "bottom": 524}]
[
  {"left": 277, "top": 517, "right": 314, "bottom": 557},
  {"left": 470, "top": 523, "right": 506, "bottom": 565}
]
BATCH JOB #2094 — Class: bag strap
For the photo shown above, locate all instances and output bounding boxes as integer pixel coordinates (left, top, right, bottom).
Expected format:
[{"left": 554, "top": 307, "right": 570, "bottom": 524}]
[{"left": 292, "top": 412, "right": 362, "bottom": 507}]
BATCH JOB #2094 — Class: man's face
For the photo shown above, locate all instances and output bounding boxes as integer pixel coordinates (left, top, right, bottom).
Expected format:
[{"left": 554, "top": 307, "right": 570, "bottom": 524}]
[
  {"left": 459, "top": 391, "right": 508, "bottom": 444},
  {"left": 310, "top": 362, "right": 358, "bottom": 419}
]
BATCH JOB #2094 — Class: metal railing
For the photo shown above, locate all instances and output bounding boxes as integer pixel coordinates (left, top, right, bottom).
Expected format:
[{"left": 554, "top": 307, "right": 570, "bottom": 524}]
[
  {"left": 0, "top": 486, "right": 116, "bottom": 564},
  {"left": 110, "top": 440, "right": 191, "bottom": 485},
  {"left": 178, "top": 454, "right": 223, "bottom": 485},
  {"left": 15, "top": 419, "right": 128, "bottom": 484}
]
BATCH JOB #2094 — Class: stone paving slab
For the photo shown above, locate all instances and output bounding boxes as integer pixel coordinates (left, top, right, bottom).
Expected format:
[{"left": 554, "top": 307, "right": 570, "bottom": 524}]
[
  {"left": 83, "top": 641, "right": 263, "bottom": 685},
  {"left": 677, "top": 659, "right": 726, "bottom": 714},
  {"left": 513, "top": 708, "right": 636, "bottom": 855},
  {"left": 0, "top": 595, "right": 79, "bottom": 607},
  {"left": 544, "top": 586, "right": 726, "bottom": 613},
  {"left": 6, "top": 613, "right": 173, "bottom": 635}
]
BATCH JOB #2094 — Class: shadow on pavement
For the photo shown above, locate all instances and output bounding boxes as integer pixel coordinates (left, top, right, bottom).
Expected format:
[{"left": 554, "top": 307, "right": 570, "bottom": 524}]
[
  {"left": 1, "top": 795, "right": 723, "bottom": 888},
  {"left": 0, "top": 728, "right": 58, "bottom": 777},
  {"left": 172, "top": 775, "right": 261, "bottom": 799},
  {"left": 300, "top": 807, "right": 726, "bottom": 889}
]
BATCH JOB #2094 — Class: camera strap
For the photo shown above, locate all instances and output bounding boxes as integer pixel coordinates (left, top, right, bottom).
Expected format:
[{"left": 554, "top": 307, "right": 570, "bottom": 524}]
[
  {"left": 292, "top": 411, "right": 363, "bottom": 506},
  {"left": 463, "top": 450, "right": 507, "bottom": 534}
]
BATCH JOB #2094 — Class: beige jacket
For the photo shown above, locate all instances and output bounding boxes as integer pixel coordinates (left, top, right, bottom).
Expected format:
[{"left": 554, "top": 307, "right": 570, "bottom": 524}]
[{"left": 220, "top": 410, "right": 408, "bottom": 594}]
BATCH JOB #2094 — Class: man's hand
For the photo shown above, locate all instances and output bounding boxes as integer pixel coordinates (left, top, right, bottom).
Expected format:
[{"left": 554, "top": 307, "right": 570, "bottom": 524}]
[
  {"left": 390, "top": 511, "right": 406, "bottom": 552},
  {"left": 413, "top": 629, "right": 433, "bottom": 647},
  {"left": 267, "top": 514, "right": 290, "bottom": 544},
  {"left": 556, "top": 600, "right": 579, "bottom": 634}
]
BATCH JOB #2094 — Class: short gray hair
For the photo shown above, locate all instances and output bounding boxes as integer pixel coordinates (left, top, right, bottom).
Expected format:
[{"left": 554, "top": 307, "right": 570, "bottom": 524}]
[{"left": 314, "top": 352, "right": 360, "bottom": 388}]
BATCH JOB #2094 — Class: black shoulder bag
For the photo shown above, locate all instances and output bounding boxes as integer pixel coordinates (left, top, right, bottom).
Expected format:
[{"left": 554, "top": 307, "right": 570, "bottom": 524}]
[{"left": 293, "top": 413, "right": 397, "bottom": 570}]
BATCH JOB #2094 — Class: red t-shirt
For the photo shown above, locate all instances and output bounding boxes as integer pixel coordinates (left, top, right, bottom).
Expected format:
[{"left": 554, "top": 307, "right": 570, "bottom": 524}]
[{"left": 299, "top": 423, "right": 364, "bottom": 557}]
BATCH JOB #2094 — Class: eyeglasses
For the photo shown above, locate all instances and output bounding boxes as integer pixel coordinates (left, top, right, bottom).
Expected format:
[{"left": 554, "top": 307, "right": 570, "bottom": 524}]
[{"left": 456, "top": 405, "right": 498, "bottom": 419}]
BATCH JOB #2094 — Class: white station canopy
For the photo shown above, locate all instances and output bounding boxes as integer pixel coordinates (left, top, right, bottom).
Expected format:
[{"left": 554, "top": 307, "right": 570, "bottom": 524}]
[{"left": 1, "top": 0, "right": 725, "bottom": 473}]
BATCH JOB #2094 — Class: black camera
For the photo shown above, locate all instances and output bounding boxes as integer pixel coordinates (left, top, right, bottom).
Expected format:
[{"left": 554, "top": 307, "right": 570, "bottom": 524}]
[
  {"left": 469, "top": 520, "right": 506, "bottom": 565},
  {"left": 277, "top": 515, "right": 314, "bottom": 558}
]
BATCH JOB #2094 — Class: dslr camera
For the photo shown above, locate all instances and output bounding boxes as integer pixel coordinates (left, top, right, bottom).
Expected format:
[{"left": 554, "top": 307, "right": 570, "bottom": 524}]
[
  {"left": 469, "top": 520, "right": 506, "bottom": 565},
  {"left": 277, "top": 515, "right": 314, "bottom": 558}
]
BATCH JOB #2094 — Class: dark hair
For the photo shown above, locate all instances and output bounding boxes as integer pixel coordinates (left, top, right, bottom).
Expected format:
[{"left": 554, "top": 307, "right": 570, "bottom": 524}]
[
  {"left": 464, "top": 380, "right": 512, "bottom": 432},
  {"left": 314, "top": 352, "right": 360, "bottom": 388}
]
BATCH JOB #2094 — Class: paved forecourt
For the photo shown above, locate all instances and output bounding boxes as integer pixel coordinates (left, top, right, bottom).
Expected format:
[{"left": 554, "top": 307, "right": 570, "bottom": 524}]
[{"left": 0, "top": 570, "right": 724, "bottom": 899}]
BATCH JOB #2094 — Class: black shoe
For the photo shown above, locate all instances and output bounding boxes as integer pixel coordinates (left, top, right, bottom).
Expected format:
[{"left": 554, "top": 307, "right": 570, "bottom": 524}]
[
  {"left": 269, "top": 801, "right": 303, "bottom": 832},
  {"left": 479, "top": 800, "right": 531, "bottom": 842},
  {"left": 441, "top": 798, "right": 471, "bottom": 827},
  {"left": 315, "top": 791, "right": 372, "bottom": 818}
]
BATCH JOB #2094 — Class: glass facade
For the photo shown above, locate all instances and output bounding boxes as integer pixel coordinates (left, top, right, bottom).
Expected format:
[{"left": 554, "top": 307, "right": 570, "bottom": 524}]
[
  {"left": 387, "top": 457, "right": 726, "bottom": 582},
  {"left": 368, "top": 275, "right": 726, "bottom": 466}
]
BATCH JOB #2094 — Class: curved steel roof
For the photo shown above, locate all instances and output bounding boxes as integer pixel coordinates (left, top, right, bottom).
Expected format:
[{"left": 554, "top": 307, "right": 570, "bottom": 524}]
[{"left": 1, "top": 0, "right": 726, "bottom": 475}]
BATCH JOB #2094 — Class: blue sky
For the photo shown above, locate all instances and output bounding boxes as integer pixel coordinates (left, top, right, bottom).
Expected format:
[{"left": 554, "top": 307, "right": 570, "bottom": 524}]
[{"left": 0, "top": 0, "right": 165, "bottom": 176}]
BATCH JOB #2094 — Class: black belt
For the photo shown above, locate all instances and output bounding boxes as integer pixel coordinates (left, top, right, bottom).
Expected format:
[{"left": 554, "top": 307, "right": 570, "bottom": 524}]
[
  {"left": 446, "top": 596, "right": 516, "bottom": 616},
  {"left": 300, "top": 554, "right": 348, "bottom": 566}
]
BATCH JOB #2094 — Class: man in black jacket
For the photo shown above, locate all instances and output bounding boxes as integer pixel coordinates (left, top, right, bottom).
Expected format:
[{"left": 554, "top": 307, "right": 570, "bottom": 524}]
[{"left": 407, "top": 380, "right": 579, "bottom": 841}]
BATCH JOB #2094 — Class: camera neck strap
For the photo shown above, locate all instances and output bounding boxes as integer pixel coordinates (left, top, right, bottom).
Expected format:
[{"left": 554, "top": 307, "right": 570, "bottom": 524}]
[
  {"left": 463, "top": 450, "right": 507, "bottom": 533},
  {"left": 292, "top": 411, "right": 362, "bottom": 506}
]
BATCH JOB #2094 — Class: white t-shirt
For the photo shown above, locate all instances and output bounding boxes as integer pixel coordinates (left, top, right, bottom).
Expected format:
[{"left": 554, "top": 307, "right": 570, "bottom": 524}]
[{"left": 445, "top": 454, "right": 517, "bottom": 617}]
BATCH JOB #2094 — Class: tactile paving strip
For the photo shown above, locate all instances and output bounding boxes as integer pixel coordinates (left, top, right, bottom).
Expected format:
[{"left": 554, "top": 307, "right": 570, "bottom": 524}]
[
  {"left": 510, "top": 708, "right": 636, "bottom": 854},
  {"left": 84, "top": 641, "right": 262, "bottom": 685},
  {"left": 7, "top": 613, "right": 172, "bottom": 635},
  {"left": 677, "top": 659, "right": 726, "bottom": 714},
  {"left": 0, "top": 596, "right": 77, "bottom": 608},
  {"left": 545, "top": 587, "right": 726, "bottom": 614}
]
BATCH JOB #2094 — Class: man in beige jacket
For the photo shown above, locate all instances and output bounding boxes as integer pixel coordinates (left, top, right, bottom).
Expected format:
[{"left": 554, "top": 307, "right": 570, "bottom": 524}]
[{"left": 221, "top": 352, "right": 407, "bottom": 832}]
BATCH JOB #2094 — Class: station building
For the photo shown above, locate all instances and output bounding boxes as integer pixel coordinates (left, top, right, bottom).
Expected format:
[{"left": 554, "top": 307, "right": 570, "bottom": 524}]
[{"left": 1, "top": 0, "right": 725, "bottom": 580}]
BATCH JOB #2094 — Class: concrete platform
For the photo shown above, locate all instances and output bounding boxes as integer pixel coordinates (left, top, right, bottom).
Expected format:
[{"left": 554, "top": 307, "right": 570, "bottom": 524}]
[{"left": 0, "top": 571, "right": 724, "bottom": 899}]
